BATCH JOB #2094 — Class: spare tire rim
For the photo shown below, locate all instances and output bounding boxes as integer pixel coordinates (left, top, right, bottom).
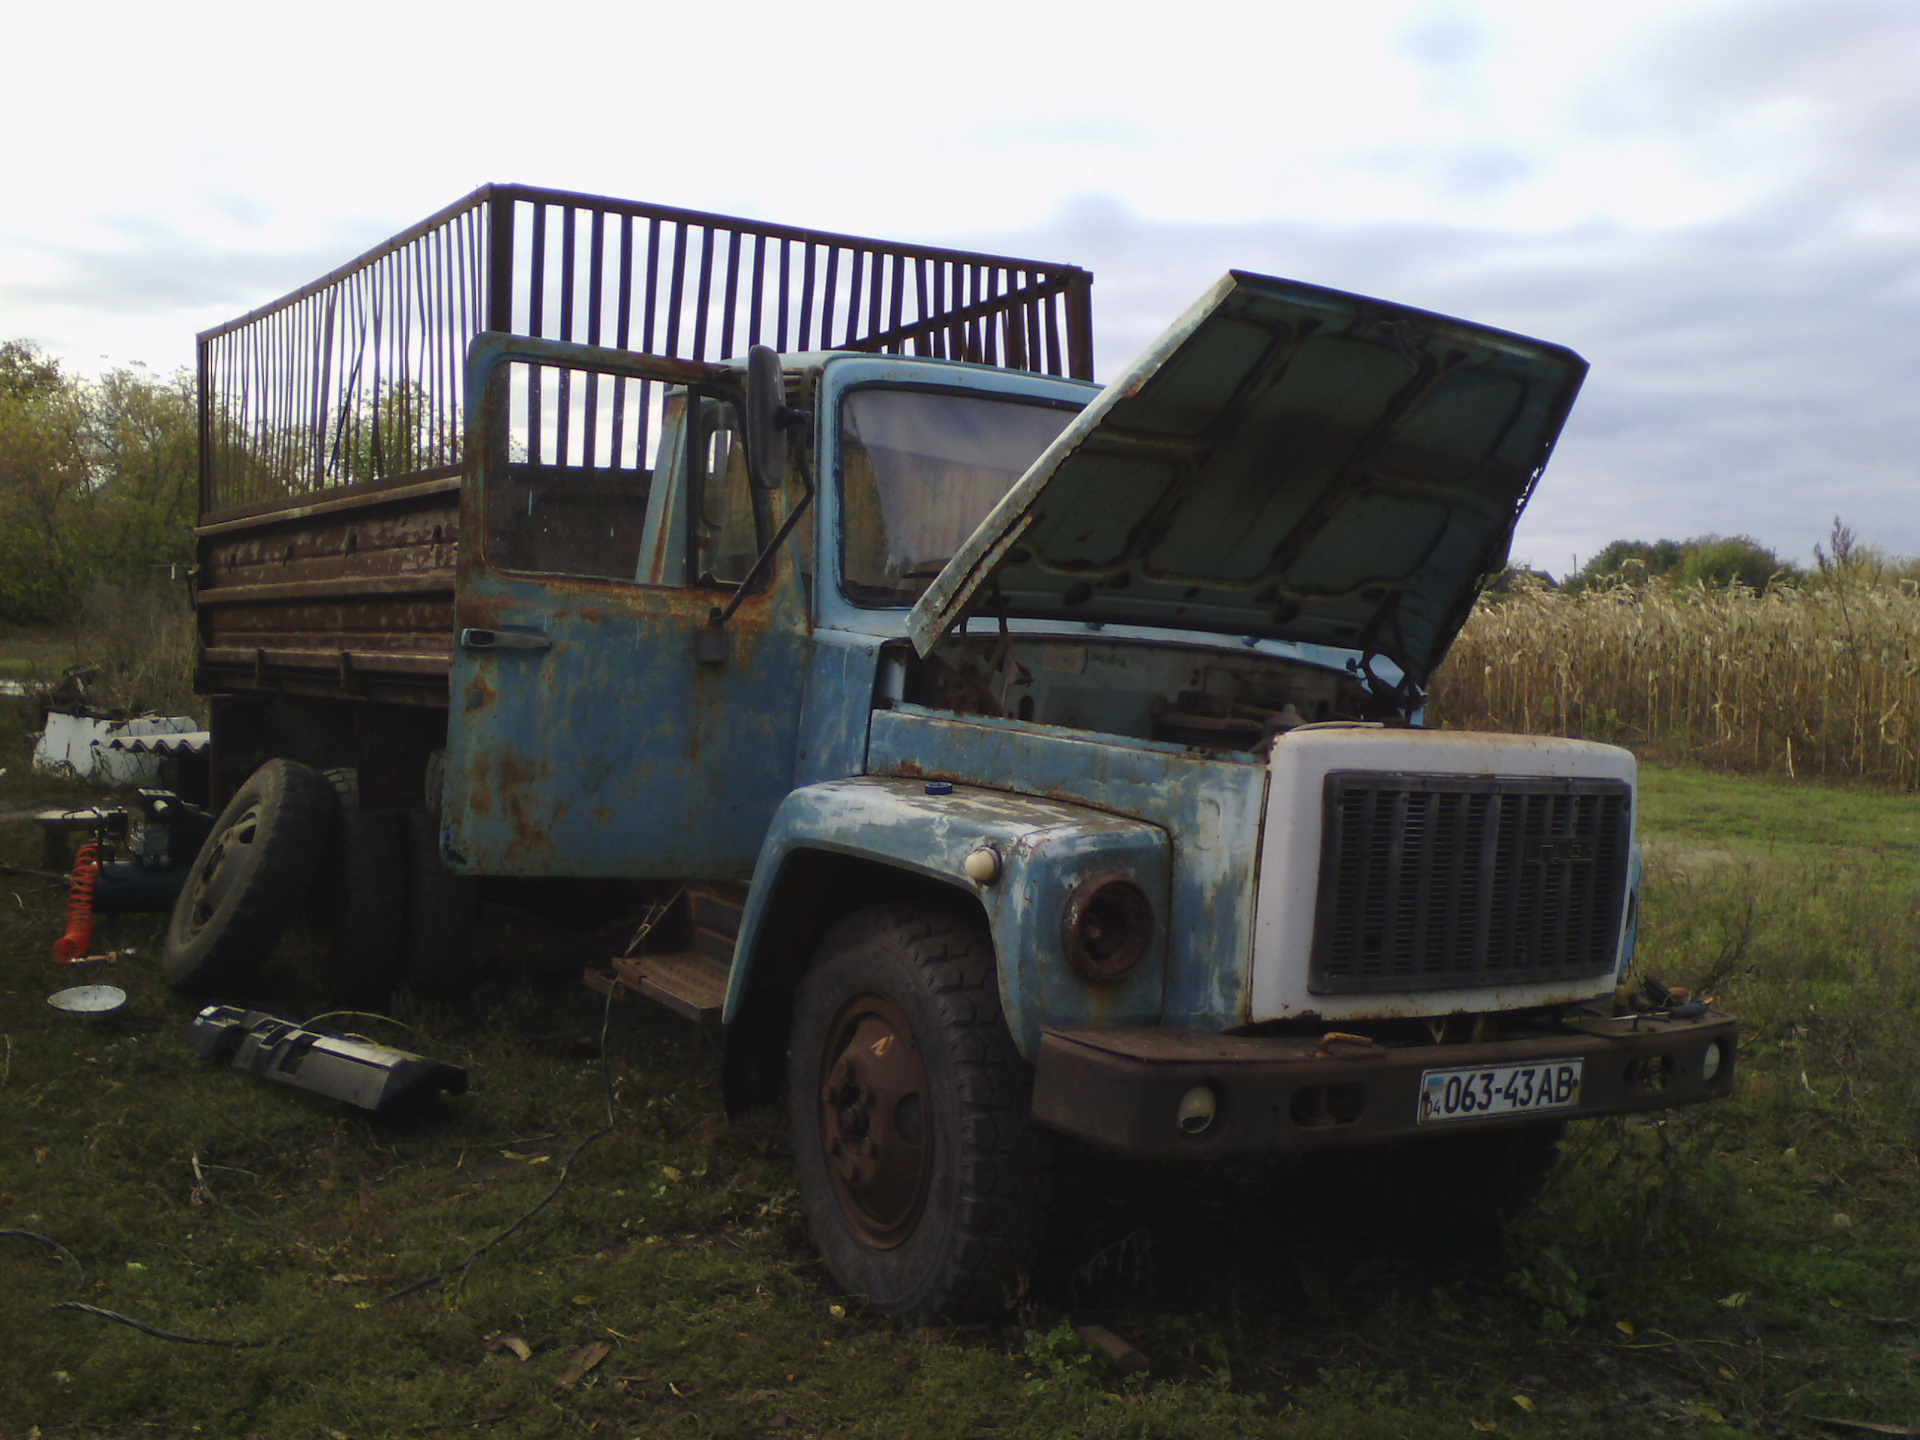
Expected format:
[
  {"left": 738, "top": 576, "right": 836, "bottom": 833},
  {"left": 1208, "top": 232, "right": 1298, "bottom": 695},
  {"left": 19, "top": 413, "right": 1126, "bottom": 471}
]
[
  {"left": 817, "top": 990, "right": 931, "bottom": 1249},
  {"left": 181, "top": 803, "right": 263, "bottom": 937}
]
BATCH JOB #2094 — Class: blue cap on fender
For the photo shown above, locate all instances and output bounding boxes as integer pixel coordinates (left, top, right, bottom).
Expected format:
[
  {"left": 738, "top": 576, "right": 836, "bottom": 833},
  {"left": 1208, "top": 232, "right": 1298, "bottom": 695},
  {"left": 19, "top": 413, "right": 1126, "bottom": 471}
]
[{"left": 924, "top": 780, "right": 954, "bottom": 796}]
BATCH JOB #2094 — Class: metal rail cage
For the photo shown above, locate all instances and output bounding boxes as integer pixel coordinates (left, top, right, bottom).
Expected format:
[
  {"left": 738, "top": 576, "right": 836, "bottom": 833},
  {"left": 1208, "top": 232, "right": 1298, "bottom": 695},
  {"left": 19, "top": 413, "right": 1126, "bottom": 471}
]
[
  {"left": 191, "top": 184, "right": 1094, "bottom": 708},
  {"left": 196, "top": 183, "right": 1095, "bottom": 518}
]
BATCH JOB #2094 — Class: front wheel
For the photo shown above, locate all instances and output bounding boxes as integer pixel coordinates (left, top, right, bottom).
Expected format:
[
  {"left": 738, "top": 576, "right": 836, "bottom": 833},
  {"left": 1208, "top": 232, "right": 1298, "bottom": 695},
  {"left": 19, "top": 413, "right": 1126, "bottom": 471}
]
[{"left": 787, "top": 904, "right": 1053, "bottom": 1323}]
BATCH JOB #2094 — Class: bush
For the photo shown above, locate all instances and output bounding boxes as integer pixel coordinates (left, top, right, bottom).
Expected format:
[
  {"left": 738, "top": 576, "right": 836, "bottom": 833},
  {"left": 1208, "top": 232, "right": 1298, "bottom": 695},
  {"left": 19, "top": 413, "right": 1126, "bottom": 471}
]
[{"left": 70, "top": 578, "right": 200, "bottom": 720}]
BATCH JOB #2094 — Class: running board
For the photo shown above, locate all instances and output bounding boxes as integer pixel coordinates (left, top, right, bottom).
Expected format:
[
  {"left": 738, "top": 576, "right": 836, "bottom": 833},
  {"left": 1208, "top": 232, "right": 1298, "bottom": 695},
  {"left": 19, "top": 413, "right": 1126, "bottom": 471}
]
[{"left": 585, "top": 950, "right": 729, "bottom": 1023}]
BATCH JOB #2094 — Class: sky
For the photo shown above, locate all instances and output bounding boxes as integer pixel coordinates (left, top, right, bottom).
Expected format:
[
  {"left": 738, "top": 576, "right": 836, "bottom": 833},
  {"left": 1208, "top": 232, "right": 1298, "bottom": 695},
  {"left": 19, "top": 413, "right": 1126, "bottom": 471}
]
[{"left": 2, "top": 0, "right": 1916, "bottom": 575}]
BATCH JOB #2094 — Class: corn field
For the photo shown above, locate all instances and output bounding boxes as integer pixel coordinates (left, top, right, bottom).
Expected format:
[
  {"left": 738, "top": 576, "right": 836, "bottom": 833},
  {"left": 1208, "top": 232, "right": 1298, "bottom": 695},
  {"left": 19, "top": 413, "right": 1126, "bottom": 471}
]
[{"left": 1428, "top": 579, "right": 1920, "bottom": 790}]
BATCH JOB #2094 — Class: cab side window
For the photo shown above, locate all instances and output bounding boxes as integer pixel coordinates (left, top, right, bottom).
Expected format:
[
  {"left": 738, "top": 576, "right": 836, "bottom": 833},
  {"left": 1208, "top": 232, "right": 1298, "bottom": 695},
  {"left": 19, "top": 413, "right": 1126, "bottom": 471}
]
[
  {"left": 488, "top": 360, "right": 660, "bottom": 581},
  {"left": 691, "top": 399, "right": 766, "bottom": 588},
  {"left": 487, "top": 361, "right": 768, "bottom": 590}
]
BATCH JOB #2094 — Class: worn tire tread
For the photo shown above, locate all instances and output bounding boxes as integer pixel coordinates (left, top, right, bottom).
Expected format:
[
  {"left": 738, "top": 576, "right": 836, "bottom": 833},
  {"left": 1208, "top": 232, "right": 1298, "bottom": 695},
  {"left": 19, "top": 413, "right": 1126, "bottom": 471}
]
[
  {"left": 789, "top": 902, "right": 1053, "bottom": 1323},
  {"left": 162, "top": 759, "right": 335, "bottom": 994}
]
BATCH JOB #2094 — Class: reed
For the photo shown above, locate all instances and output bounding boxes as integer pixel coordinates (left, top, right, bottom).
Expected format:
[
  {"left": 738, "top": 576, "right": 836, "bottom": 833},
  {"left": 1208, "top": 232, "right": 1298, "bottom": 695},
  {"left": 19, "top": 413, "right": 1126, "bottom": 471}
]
[{"left": 1429, "top": 575, "right": 1920, "bottom": 789}]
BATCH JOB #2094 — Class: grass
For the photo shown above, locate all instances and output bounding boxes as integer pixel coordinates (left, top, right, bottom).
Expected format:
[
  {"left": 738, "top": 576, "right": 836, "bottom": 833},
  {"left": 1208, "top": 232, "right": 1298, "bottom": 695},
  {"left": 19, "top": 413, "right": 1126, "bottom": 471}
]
[
  {"left": 5, "top": 694, "right": 1920, "bottom": 1438},
  {"left": 0, "top": 625, "right": 71, "bottom": 683}
]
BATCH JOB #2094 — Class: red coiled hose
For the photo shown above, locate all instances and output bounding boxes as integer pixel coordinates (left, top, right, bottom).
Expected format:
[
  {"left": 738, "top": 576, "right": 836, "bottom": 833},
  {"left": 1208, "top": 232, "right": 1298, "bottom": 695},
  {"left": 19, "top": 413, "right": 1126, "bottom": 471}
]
[{"left": 52, "top": 842, "right": 100, "bottom": 963}]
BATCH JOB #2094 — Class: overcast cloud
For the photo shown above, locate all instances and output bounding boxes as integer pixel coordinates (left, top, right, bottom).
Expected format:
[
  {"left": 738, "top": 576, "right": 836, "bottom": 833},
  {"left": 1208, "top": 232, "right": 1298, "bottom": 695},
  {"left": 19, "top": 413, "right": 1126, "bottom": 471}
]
[{"left": 1, "top": 0, "right": 1914, "bottom": 572}]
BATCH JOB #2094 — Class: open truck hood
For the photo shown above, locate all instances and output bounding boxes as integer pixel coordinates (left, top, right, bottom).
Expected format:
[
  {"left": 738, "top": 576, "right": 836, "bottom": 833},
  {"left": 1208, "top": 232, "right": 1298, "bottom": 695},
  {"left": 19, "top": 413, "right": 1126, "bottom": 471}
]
[{"left": 906, "top": 271, "right": 1586, "bottom": 685}]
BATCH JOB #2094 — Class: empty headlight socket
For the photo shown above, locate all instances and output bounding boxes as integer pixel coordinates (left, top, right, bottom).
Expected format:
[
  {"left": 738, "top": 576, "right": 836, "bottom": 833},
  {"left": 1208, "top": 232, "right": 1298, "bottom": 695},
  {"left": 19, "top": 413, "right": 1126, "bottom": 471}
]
[{"left": 1061, "top": 873, "right": 1154, "bottom": 983}]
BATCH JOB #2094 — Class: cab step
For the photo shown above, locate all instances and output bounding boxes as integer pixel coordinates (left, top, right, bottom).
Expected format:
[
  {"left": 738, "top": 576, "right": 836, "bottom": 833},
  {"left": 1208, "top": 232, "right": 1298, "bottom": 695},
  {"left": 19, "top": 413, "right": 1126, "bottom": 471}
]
[
  {"left": 582, "top": 885, "right": 743, "bottom": 1022},
  {"left": 587, "top": 950, "right": 729, "bottom": 1022}
]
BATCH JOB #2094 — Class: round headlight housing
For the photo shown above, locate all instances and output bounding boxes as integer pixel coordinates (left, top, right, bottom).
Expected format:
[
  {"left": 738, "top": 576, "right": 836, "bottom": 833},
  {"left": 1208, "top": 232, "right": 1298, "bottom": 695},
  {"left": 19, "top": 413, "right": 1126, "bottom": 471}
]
[
  {"left": 1177, "top": 1084, "right": 1219, "bottom": 1136},
  {"left": 1062, "top": 874, "right": 1153, "bottom": 983}
]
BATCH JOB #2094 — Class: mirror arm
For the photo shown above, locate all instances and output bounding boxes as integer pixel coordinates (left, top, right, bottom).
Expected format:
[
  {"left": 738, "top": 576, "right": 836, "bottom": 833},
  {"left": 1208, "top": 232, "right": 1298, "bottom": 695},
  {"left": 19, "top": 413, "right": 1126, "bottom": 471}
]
[{"left": 716, "top": 474, "right": 814, "bottom": 626}]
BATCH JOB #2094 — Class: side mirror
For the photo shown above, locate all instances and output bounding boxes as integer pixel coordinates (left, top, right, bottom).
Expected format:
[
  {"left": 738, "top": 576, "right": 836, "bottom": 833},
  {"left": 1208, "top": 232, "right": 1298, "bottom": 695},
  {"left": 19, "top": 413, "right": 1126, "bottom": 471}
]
[{"left": 745, "top": 344, "right": 788, "bottom": 492}]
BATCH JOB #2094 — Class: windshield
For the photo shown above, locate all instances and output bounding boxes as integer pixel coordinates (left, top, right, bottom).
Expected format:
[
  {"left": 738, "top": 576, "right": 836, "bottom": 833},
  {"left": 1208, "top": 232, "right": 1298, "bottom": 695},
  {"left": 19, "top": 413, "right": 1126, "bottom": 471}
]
[{"left": 839, "top": 387, "right": 1079, "bottom": 606}]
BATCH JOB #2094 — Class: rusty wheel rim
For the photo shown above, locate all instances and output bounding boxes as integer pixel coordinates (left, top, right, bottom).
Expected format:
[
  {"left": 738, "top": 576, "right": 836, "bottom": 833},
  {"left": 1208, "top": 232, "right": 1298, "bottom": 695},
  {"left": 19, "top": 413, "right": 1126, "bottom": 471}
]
[
  {"left": 182, "top": 804, "right": 263, "bottom": 937},
  {"left": 816, "top": 990, "right": 931, "bottom": 1250}
]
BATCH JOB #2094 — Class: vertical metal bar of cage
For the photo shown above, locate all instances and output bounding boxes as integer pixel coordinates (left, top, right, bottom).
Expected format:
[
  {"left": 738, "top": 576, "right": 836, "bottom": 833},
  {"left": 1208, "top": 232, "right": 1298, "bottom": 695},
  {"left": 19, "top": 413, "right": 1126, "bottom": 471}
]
[
  {"left": 879, "top": 253, "right": 894, "bottom": 355},
  {"left": 369, "top": 258, "right": 387, "bottom": 481},
  {"left": 425, "top": 225, "right": 442, "bottom": 472},
  {"left": 640, "top": 217, "right": 661, "bottom": 464},
  {"left": 664, "top": 222, "right": 688, "bottom": 358},
  {"left": 313, "top": 291, "right": 334, "bottom": 490},
  {"left": 720, "top": 230, "right": 741, "bottom": 359},
  {"left": 584, "top": 208, "right": 604, "bottom": 466},
  {"left": 794, "top": 242, "right": 811, "bottom": 352},
  {"left": 1065, "top": 271, "right": 1094, "bottom": 380},
  {"left": 821, "top": 248, "right": 842, "bottom": 350},
  {"left": 931, "top": 262, "right": 947, "bottom": 359},
  {"left": 611, "top": 214, "right": 632, "bottom": 467},
  {"left": 748, "top": 234, "right": 766, "bottom": 349},
  {"left": 776, "top": 239, "right": 792, "bottom": 352},
  {"left": 231, "top": 324, "right": 248, "bottom": 505},
  {"left": 399, "top": 234, "right": 419, "bottom": 474},
  {"left": 487, "top": 189, "right": 515, "bottom": 334},
  {"left": 258, "top": 304, "right": 276, "bottom": 498},
  {"left": 529, "top": 202, "right": 548, "bottom": 339},
  {"left": 844, "top": 251, "right": 866, "bottom": 350},
  {"left": 692, "top": 225, "right": 714, "bottom": 361},
  {"left": 290, "top": 298, "right": 305, "bottom": 488},
  {"left": 526, "top": 206, "right": 545, "bottom": 463},
  {"left": 556, "top": 206, "right": 576, "bottom": 466},
  {"left": 439, "top": 220, "right": 454, "bottom": 467},
  {"left": 912, "top": 259, "right": 930, "bottom": 357},
  {"left": 196, "top": 335, "right": 212, "bottom": 512}
]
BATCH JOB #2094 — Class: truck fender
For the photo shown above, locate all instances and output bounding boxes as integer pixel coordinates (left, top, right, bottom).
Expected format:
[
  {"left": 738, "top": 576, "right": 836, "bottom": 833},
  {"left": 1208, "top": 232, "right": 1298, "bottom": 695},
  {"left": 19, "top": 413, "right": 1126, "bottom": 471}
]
[{"left": 722, "top": 777, "right": 1170, "bottom": 1113}]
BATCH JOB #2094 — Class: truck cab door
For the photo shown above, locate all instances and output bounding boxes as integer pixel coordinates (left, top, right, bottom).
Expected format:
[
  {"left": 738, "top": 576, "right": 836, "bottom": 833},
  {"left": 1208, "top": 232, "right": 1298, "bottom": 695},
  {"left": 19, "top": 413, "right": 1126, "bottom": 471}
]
[{"left": 443, "top": 335, "right": 810, "bottom": 879}]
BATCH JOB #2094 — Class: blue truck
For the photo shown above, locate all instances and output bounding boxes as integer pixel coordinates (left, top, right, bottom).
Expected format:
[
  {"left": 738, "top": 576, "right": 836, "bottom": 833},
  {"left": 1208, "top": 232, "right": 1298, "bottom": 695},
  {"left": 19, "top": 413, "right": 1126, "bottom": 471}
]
[{"left": 167, "top": 185, "right": 1736, "bottom": 1322}]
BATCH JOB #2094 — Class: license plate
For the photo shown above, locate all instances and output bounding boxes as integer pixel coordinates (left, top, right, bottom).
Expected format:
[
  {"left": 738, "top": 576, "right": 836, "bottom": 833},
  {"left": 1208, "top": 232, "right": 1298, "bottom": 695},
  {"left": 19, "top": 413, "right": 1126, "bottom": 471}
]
[{"left": 1418, "top": 1059, "right": 1583, "bottom": 1124}]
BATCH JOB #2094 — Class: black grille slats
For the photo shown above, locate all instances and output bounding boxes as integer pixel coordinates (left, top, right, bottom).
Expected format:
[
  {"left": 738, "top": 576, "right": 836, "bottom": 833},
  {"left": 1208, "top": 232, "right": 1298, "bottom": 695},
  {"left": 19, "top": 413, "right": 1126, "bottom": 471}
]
[{"left": 1310, "top": 772, "right": 1631, "bottom": 995}]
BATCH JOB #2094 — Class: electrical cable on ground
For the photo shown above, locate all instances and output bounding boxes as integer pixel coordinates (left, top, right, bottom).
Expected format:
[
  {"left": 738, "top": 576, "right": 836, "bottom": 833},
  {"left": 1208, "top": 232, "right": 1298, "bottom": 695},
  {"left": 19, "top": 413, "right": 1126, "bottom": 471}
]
[
  {"left": 1, "top": 1228, "right": 86, "bottom": 1284},
  {"left": 48, "top": 1302, "right": 274, "bottom": 1347},
  {"left": 297, "top": 1009, "right": 453, "bottom": 1053},
  {"left": 380, "top": 979, "right": 621, "bottom": 1304}
]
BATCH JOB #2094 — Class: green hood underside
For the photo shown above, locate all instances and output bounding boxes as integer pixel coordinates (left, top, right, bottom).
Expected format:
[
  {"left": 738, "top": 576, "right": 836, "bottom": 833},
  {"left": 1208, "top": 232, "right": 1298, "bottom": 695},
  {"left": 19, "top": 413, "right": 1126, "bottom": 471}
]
[{"left": 907, "top": 270, "right": 1588, "bottom": 686}]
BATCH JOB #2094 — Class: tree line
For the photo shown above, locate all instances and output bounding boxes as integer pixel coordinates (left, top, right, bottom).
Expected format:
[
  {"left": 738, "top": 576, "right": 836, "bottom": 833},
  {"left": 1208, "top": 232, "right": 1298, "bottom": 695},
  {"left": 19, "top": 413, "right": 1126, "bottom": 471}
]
[
  {"left": 0, "top": 340, "right": 196, "bottom": 626},
  {"left": 1491, "top": 521, "right": 1914, "bottom": 598}
]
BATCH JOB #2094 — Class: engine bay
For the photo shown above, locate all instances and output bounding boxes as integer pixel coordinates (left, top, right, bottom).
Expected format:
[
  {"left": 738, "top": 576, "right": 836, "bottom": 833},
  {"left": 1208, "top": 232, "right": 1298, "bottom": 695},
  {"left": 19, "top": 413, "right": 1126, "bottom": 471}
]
[{"left": 897, "top": 635, "right": 1400, "bottom": 753}]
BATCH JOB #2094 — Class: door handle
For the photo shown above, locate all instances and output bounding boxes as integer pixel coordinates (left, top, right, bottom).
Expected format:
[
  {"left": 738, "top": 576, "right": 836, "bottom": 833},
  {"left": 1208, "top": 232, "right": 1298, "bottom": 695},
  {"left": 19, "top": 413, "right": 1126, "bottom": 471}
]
[{"left": 459, "top": 627, "right": 552, "bottom": 652}]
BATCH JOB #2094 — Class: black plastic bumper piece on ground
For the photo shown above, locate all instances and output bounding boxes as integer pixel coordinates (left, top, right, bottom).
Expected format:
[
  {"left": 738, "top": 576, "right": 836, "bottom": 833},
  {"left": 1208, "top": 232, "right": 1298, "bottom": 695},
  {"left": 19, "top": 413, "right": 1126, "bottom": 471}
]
[
  {"left": 185, "top": 1005, "right": 468, "bottom": 1112},
  {"left": 1031, "top": 1010, "right": 1738, "bottom": 1159}
]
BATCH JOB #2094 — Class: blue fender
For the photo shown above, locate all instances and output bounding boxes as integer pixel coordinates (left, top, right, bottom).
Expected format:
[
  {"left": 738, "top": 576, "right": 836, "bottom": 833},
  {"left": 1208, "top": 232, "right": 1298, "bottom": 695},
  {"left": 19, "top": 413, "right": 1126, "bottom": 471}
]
[{"left": 727, "top": 776, "right": 1170, "bottom": 1059}]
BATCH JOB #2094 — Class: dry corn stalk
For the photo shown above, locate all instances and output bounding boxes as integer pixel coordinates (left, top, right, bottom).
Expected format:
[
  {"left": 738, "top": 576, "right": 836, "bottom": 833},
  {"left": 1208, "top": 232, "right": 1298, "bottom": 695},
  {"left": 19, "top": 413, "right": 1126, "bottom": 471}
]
[{"left": 1428, "top": 577, "right": 1920, "bottom": 790}]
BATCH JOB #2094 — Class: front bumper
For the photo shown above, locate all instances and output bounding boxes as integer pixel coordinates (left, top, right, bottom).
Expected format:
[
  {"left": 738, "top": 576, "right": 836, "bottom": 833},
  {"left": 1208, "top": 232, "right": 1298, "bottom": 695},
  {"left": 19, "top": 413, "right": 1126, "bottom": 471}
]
[{"left": 1031, "top": 1010, "right": 1737, "bottom": 1159}]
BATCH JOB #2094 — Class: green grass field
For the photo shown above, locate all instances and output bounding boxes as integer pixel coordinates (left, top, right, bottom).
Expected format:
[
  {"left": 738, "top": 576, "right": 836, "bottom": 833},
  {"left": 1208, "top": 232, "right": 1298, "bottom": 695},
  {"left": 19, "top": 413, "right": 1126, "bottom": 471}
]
[{"left": 4, "top": 697, "right": 1918, "bottom": 1439}]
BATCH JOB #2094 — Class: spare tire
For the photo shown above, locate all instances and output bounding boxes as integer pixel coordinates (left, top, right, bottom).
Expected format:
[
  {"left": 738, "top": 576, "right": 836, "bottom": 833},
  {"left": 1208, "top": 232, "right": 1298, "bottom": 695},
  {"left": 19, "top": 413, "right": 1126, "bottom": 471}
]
[
  {"left": 163, "top": 759, "right": 335, "bottom": 994},
  {"left": 398, "top": 808, "right": 477, "bottom": 1000},
  {"left": 316, "top": 768, "right": 407, "bottom": 1008}
]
